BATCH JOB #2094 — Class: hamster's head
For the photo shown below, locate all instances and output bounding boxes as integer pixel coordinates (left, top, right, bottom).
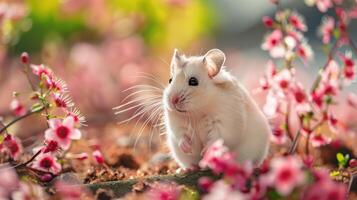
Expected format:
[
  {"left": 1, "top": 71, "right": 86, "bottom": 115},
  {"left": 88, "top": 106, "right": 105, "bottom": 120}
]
[{"left": 163, "top": 49, "right": 226, "bottom": 114}]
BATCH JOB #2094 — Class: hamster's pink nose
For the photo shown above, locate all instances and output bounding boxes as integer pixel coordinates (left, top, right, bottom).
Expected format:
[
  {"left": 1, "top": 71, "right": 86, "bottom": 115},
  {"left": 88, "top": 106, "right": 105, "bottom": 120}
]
[{"left": 171, "top": 95, "right": 180, "bottom": 105}]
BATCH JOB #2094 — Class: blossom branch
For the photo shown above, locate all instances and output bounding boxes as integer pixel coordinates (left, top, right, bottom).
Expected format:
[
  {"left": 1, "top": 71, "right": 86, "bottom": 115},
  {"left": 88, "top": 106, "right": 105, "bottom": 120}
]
[
  {"left": 13, "top": 149, "right": 42, "bottom": 169},
  {"left": 0, "top": 107, "right": 45, "bottom": 134}
]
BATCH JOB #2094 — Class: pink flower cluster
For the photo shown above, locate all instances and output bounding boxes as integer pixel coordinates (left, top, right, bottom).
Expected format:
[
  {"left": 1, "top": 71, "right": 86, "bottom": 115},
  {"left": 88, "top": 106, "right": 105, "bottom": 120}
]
[
  {"left": 0, "top": 134, "right": 22, "bottom": 160},
  {"left": 259, "top": 0, "right": 357, "bottom": 154},
  {"left": 262, "top": 10, "right": 313, "bottom": 62},
  {"left": 0, "top": 166, "right": 47, "bottom": 200},
  {"left": 199, "top": 141, "right": 347, "bottom": 199},
  {"left": 0, "top": 166, "right": 88, "bottom": 200},
  {"left": 2, "top": 54, "right": 87, "bottom": 176}
]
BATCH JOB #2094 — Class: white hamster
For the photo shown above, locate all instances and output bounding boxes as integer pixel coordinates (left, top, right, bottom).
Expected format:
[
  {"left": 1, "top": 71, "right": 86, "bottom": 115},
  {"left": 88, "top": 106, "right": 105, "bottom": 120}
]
[{"left": 163, "top": 49, "right": 271, "bottom": 169}]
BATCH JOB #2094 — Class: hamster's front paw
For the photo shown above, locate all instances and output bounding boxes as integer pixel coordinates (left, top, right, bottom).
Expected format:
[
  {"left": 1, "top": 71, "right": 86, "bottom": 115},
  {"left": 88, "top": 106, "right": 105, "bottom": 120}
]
[
  {"left": 178, "top": 134, "right": 192, "bottom": 154},
  {"left": 176, "top": 165, "right": 199, "bottom": 174}
]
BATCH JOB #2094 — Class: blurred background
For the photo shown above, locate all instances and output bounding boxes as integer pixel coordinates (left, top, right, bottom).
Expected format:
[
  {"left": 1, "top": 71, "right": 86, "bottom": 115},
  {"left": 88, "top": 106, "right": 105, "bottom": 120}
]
[{"left": 0, "top": 0, "right": 356, "bottom": 160}]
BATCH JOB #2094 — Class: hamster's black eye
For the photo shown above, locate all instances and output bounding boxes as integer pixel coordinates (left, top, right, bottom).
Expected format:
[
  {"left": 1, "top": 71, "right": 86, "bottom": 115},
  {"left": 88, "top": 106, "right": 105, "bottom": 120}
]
[
  {"left": 169, "top": 78, "right": 172, "bottom": 84},
  {"left": 188, "top": 77, "right": 199, "bottom": 86}
]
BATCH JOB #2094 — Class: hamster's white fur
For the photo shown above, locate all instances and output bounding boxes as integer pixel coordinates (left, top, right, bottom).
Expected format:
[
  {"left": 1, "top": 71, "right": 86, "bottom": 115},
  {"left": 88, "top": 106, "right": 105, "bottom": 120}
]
[{"left": 163, "top": 49, "right": 270, "bottom": 168}]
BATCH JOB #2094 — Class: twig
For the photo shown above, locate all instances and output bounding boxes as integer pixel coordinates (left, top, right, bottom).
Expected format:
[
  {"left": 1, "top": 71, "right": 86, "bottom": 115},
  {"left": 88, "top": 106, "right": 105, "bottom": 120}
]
[
  {"left": 14, "top": 149, "right": 42, "bottom": 169},
  {"left": 288, "top": 128, "right": 301, "bottom": 154},
  {"left": 310, "top": 41, "right": 339, "bottom": 92},
  {"left": 285, "top": 101, "right": 293, "bottom": 141},
  {"left": 23, "top": 67, "right": 36, "bottom": 91},
  {"left": 0, "top": 107, "right": 45, "bottom": 134},
  {"left": 348, "top": 36, "right": 357, "bottom": 55},
  {"left": 305, "top": 132, "right": 311, "bottom": 156}
]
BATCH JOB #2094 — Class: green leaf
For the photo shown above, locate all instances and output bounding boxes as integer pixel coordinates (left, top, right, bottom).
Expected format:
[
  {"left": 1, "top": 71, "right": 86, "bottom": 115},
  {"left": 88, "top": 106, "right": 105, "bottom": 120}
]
[
  {"left": 333, "top": 28, "right": 340, "bottom": 39},
  {"left": 345, "top": 154, "right": 350, "bottom": 161},
  {"left": 31, "top": 103, "right": 44, "bottom": 113},
  {"left": 336, "top": 153, "right": 344, "bottom": 163},
  {"left": 330, "top": 170, "right": 340, "bottom": 177},
  {"left": 267, "top": 190, "right": 283, "bottom": 200}
]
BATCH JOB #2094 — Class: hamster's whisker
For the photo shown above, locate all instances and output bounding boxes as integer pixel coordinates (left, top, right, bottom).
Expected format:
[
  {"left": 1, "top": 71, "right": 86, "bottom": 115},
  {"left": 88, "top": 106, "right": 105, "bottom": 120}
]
[
  {"left": 114, "top": 95, "right": 161, "bottom": 112},
  {"left": 118, "top": 88, "right": 162, "bottom": 105},
  {"left": 134, "top": 72, "right": 166, "bottom": 88},
  {"left": 149, "top": 112, "right": 164, "bottom": 151},
  {"left": 117, "top": 101, "right": 160, "bottom": 125},
  {"left": 133, "top": 104, "right": 162, "bottom": 151},
  {"left": 121, "top": 84, "right": 163, "bottom": 93},
  {"left": 142, "top": 107, "right": 163, "bottom": 152}
]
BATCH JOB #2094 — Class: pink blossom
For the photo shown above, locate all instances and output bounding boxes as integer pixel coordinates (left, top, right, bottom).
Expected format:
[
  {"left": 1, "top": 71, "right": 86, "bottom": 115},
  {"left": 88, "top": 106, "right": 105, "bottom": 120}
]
[
  {"left": 266, "top": 156, "right": 305, "bottom": 196},
  {"left": 2, "top": 134, "right": 22, "bottom": 160},
  {"left": 316, "top": 0, "right": 333, "bottom": 12},
  {"left": 0, "top": 166, "right": 19, "bottom": 198},
  {"left": 297, "top": 42, "right": 313, "bottom": 61},
  {"left": 321, "top": 60, "right": 339, "bottom": 83},
  {"left": 349, "top": 159, "right": 357, "bottom": 167},
  {"left": 303, "top": 155, "right": 314, "bottom": 168},
  {"left": 286, "top": 29, "right": 303, "bottom": 42},
  {"left": 146, "top": 182, "right": 181, "bottom": 200},
  {"left": 318, "top": 16, "right": 335, "bottom": 44},
  {"left": 199, "top": 139, "right": 239, "bottom": 175},
  {"left": 289, "top": 12, "right": 307, "bottom": 32},
  {"left": 311, "top": 90, "right": 324, "bottom": 108},
  {"left": 273, "top": 69, "right": 293, "bottom": 90},
  {"left": 42, "top": 140, "right": 60, "bottom": 153},
  {"left": 335, "top": 8, "right": 348, "bottom": 25},
  {"left": 30, "top": 64, "right": 52, "bottom": 78},
  {"left": 259, "top": 60, "right": 277, "bottom": 90},
  {"left": 310, "top": 134, "right": 331, "bottom": 147},
  {"left": 11, "top": 182, "right": 47, "bottom": 200},
  {"left": 10, "top": 99, "right": 26, "bottom": 116},
  {"left": 292, "top": 83, "right": 311, "bottom": 114},
  {"left": 263, "top": 91, "right": 280, "bottom": 117},
  {"left": 303, "top": 169, "right": 347, "bottom": 200},
  {"left": 292, "top": 83, "right": 307, "bottom": 104},
  {"left": 262, "top": 16, "right": 274, "bottom": 28},
  {"left": 347, "top": 93, "right": 357, "bottom": 108},
  {"left": 203, "top": 180, "right": 246, "bottom": 200},
  {"left": 32, "top": 153, "right": 62, "bottom": 174},
  {"left": 53, "top": 93, "right": 74, "bottom": 108},
  {"left": 301, "top": 127, "right": 313, "bottom": 137},
  {"left": 20, "top": 52, "right": 29, "bottom": 64},
  {"left": 92, "top": 149, "right": 105, "bottom": 164},
  {"left": 66, "top": 108, "right": 86, "bottom": 126},
  {"left": 349, "top": 7, "right": 357, "bottom": 18},
  {"left": 199, "top": 177, "right": 214, "bottom": 192},
  {"left": 339, "top": 52, "right": 356, "bottom": 84},
  {"left": 261, "top": 29, "right": 285, "bottom": 58},
  {"left": 44, "top": 116, "right": 81, "bottom": 150},
  {"left": 55, "top": 181, "right": 85, "bottom": 200},
  {"left": 271, "top": 126, "right": 287, "bottom": 145},
  {"left": 50, "top": 77, "right": 68, "bottom": 93}
]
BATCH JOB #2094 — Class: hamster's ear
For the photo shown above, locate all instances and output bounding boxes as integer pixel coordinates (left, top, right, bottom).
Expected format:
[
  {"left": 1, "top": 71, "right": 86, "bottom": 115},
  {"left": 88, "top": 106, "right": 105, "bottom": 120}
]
[
  {"left": 203, "top": 49, "right": 225, "bottom": 78},
  {"left": 170, "top": 49, "right": 182, "bottom": 74}
]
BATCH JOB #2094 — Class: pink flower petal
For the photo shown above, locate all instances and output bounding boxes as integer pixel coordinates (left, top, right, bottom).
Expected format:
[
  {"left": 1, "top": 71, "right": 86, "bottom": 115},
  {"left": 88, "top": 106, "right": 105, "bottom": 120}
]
[
  {"left": 44, "top": 129, "right": 55, "bottom": 140},
  {"left": 347, "top": 93, "right": 357, "bottom": 108},
  {"left": 48, "top": 119, "right": 61, "bottom": 129},
  {"left": 70, "top": 129, "right": 81, "bottom": 140},
  {"left": 63, "top": 116, "right": 74, "bottom": 128}
]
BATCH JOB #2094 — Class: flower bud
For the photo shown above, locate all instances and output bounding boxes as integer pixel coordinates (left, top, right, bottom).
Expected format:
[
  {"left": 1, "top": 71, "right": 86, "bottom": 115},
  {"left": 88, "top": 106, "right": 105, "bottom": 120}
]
[{"left": 21, "top": 52, "right": 29, "bottom": 64}]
